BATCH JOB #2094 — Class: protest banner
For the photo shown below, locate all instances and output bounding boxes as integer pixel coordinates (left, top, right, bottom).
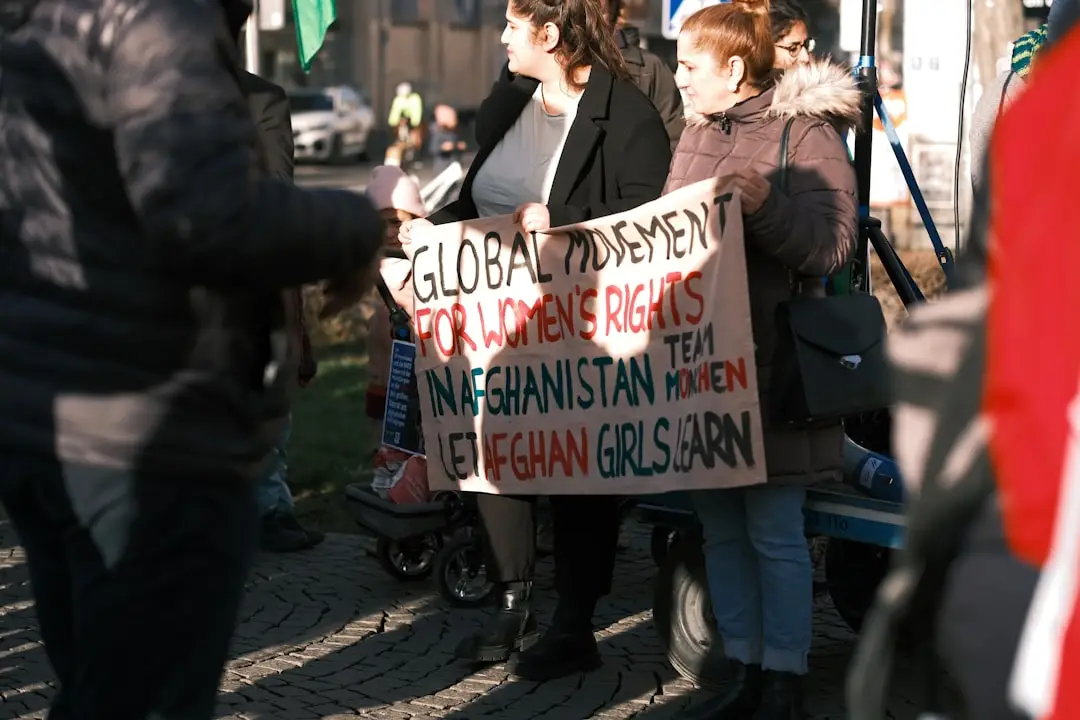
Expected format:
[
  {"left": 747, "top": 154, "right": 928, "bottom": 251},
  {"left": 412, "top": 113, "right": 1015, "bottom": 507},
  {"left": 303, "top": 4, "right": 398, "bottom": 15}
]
[{"left": 408, "top": 178, "right": 767, "bottom": 494}]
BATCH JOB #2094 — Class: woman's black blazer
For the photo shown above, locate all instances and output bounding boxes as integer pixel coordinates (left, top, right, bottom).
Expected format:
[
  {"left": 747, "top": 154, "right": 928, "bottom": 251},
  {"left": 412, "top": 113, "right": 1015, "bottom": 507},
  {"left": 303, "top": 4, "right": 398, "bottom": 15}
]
[{"left": 428, "top": 64, "right": 672, "bottom": 227}]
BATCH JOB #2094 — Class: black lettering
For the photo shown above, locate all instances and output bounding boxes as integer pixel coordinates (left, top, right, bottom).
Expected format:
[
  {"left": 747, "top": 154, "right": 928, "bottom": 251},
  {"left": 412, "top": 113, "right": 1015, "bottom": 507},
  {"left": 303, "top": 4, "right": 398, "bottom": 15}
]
[
  {"left": 634, "top": 216, "right": 671, "bottom": 259},
  {"left": 589, "top": 229, "right": 611, "bottom": 271},
  {"left": 566, "top": 230, "right": 591, "bottom": 275},
  {"left": 594, "top": 228, "right": 625, "bottom": 267},
  {"left": 457, "top": 239, "right": 480, "bottom": 293},
  {"left": 714, "top": 192, "right": 734, "bottom": 235},
  {"left": 484, "top": 231, "right": 504, "bottom": 290},
  {"left": 688, "top": 414, "right": 710, "bottom": 467},
  {"left": 663, "top": 334, "right": 681, "bottom": 369},
  {"left": 683, "top": 202, "right": 709, "bottom": 254},
  {"left": 709, "top": 361, "right": 726, "bottom": 393},
  {"left": 726, "top": 411, "right": 756, "bottom": 467},
  {"left": 447, "top": 431, "right": 480, "bottom": 480},
  {"left": 661, "top": 211, "right": 685, "bottom": 259},
  {"left": 437, "top": 433, "right": 456, "bottom": 480},
  {"left": 674, "top": 412, "right": 756, "bottom": 471},
  {"left": 704, "top": 411, "right": 755, "bottom": 468},
  {"left": 506, "top": 232, "right": 538, "bottom": 286},
  {"left": 613, "top": 220, "right": 647, "bottom": 263},
  {"left": 439, "top": 241, "right": 458, "bottom": 298},
  {"left": 413, "top": 245, "right": 436, "bottom": 302},
  {"left": 531, "top": 230, "right": 553, "bottom": 282}
]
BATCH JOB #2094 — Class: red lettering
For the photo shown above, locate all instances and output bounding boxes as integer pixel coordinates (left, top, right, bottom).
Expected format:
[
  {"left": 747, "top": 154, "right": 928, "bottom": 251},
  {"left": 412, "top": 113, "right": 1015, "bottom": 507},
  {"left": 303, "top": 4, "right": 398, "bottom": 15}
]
[
  {"left": 528, "top": 431, "right": 547, "bottom": 479},
  {"left": 514, "top": 297, "right": 544, "bottom": 347},
  {"left": 726, "top": 358, "right": 748, "bottom": 392},
  {"left": 549, "top": 433, "right": 568, "bottom": 476},
  {"left": 541, "top": 293, "right": 559, "bottom": 342},
  {"left": 485, "top": 433, "right": 508, "bottom": 482},
  {"left": 605, "top": 285, "right": 623, "bottom": 335},
  {"left": 567, "top": 427, "right": 588, "bottom": 476},
  {"left": 450, "top": 303, "right": 476, "bottom": 353},
  {"left": 580, "top": 288, "right": 598, "bottom": 340},
  {"left": 647, "top": 277, "right": 666, "bottom": 331},
  {"left": 501, "top": 299, "right": 520, "bottom": 348},
  {"left": 476, "top": 302, "right": 503, "bottom": 349},
  {"left": 433, "top": 308, "right": 456, "bottom": 357},
  {"left": 555, "top": 292, "right": 576, "bottom": 338},
  {"left": 684, "top": 271, "right": 705, "bottom": 324},
  {"left": 665, "top": 271, "right": 683, "bottom": 325},
  {"left": 628, "top": 283, "right": 646, "bottom": 333},
  {"left": 509, "top": 433, "right": 532, "bottom": 480},
  {"left": 697, "top": 362, "right": 710, "bottom": 392},
  {"left": 415, "top": 308, "right": 433, "bottom": 357}
]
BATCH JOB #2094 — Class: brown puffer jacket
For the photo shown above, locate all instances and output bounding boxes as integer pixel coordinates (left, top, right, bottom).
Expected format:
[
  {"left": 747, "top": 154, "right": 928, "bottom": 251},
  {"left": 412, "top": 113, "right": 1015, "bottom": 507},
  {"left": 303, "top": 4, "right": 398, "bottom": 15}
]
[{"left": 664, "top": 61, "right": 860, "bottom": 485}]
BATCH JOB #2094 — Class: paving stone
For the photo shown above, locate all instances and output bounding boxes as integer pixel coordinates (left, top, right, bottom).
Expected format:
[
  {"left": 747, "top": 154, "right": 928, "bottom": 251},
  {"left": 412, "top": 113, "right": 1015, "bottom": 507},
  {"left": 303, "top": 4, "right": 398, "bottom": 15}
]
[{"left": 0, "top": 521, "right": 921, "bottom": 719}]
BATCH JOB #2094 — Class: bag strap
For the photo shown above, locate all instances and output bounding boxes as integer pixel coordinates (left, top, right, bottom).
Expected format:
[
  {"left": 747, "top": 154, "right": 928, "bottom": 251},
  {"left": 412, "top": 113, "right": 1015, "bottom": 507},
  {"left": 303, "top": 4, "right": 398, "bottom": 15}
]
[
  {"left": 777, "top": 116, "right": 797, "bottom": 194},
  {"left": 375, "top": 275, "right": 414, "bottom": 341},
  {"left": 777, "top": 117, "right": 802, "bottom": 294}
]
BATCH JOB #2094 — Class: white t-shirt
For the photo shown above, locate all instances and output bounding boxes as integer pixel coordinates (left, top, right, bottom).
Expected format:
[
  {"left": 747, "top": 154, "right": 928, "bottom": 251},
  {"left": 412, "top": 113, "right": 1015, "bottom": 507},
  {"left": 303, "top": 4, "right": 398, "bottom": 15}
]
[{"left": 471, "top": 85, "right": 581, "bottom": 219}]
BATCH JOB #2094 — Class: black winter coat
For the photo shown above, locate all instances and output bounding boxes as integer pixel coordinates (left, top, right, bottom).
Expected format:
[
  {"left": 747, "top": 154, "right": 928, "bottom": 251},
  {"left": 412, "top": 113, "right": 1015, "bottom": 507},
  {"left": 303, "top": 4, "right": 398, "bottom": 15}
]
[
  {"left": 495, "top": 28, "right": 684, "bottom": 152},
  {"left": 0, "top": 0, "right": 383, "bottom": 475},
  {"left": 431, "top": 64, "right": 672, "bottom": 228}
]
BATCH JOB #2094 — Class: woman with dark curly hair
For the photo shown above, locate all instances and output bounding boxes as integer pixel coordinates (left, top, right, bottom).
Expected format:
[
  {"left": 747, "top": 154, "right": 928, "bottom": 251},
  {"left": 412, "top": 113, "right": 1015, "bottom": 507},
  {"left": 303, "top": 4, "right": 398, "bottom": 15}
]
[{"left": 400, "top": 0, "right": 672, "bottom": 682}]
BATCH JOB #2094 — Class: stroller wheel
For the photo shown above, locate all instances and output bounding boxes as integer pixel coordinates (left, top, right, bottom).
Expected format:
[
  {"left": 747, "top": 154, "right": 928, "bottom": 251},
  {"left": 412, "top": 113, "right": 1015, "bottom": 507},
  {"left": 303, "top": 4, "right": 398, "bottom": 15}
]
[
  {"left": 376, "top": 534, "right": 440, "bottom": 581},
  {"left": 434, "top": 535, "right": 496, "bottom": 608}
]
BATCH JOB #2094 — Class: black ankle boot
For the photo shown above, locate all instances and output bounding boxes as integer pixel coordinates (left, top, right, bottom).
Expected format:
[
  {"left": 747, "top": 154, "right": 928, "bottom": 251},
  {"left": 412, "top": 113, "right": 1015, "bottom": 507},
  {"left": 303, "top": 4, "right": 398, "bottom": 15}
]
[
  {"left": 454, "top": 582, "right": 538, "bottom": 663},
  {"left": 512, "top": 600, "right": 601, "bottom": 681},
  {"left": 751, "top": 671, "right": 803, "bottom": 720},
  {"left": 678, "top": 662, "right": 763, "bottom": 719}
]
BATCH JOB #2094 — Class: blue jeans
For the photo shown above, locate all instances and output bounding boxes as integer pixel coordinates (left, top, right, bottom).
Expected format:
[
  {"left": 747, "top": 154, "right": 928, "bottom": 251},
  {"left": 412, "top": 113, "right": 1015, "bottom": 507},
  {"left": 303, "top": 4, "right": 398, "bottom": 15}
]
[
  {"left": 257, "top": 416, "right": 295, "bottom": 519},
  {"left": 693, "top": 485, "right": 812, "bottom": 674}
]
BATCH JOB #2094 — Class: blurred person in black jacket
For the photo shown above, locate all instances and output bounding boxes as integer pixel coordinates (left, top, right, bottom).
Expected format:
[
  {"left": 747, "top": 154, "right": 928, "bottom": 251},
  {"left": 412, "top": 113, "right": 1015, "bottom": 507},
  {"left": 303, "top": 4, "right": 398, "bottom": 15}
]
[
  {"left": 234, "top": 28, "right": 325, "bottom": 553},
  {"left": 605, "top": 0, "right": 684, "bottom": 150},
  {"left": 0, "top": 0, "right": 383, "bottom": 718}
]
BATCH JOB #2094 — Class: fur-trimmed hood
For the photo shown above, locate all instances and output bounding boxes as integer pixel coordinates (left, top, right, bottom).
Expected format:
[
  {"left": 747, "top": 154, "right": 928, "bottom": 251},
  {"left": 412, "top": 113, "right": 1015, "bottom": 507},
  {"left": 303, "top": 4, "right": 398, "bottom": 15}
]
[
  {"left": 686, "top": 60, "right": 862, "bottom": 132},
  {"left": 769, "top": 61, "right": 862, "bottom": 128}
]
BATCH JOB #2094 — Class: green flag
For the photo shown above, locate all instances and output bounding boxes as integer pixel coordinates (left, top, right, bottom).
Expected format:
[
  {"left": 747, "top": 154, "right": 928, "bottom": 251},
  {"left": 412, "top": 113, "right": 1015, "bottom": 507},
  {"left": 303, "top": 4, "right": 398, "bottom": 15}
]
[{"left": 293, "top": 0, "right": 336, "bottom": 72}]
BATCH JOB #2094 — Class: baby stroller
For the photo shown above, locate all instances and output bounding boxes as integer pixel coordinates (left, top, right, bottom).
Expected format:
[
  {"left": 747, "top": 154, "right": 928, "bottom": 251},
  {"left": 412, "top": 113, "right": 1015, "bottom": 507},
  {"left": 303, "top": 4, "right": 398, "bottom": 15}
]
[{"left": 344, "top": 250, "right": 496, "bottom": 607}]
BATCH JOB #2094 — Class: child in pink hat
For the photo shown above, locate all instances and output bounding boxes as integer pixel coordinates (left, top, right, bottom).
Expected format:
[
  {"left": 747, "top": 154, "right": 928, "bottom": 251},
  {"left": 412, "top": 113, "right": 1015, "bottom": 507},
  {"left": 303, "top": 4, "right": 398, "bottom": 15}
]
[{"left": 365, "top": 166, "right": 425, "bottom": 419}]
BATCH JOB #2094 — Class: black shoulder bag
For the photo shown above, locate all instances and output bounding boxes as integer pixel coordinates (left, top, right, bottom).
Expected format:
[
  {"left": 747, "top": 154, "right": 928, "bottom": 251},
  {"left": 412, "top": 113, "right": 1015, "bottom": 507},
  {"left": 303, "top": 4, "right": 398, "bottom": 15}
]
[{"left": 768, "top": 118, "right": 891, "bottom": 426}]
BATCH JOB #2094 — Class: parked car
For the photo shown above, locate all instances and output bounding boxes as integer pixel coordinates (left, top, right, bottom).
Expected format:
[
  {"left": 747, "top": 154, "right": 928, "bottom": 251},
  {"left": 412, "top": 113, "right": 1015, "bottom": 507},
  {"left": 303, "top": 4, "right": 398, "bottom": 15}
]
[{"left": 288, "top": 86, "right": 375, "bottom": 164}]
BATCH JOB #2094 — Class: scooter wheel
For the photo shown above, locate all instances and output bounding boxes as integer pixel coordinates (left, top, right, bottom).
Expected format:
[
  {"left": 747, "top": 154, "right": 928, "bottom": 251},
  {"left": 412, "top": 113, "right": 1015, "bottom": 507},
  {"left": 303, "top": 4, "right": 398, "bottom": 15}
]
[
  {"left": 654, "top": 533, "right": 738, "bottom": 691},
  {"left": 651, "top": 525, "right": 680, "bottom": 567}
]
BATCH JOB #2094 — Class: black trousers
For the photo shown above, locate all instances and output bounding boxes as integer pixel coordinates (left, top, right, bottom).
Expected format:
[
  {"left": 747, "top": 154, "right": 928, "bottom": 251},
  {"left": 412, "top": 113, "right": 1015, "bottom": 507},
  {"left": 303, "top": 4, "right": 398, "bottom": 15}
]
[
  {"left": 0, "top": 451, "right": 257, "bottom": 720},
  {"left": 476, "top": 493, "right": 621, "bottom": 603}
]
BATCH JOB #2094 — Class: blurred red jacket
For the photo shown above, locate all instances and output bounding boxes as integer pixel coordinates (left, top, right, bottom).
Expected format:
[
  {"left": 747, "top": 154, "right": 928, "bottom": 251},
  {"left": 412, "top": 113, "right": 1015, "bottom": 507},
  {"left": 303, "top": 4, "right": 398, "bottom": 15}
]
[{"left": 986, "top": 25, "right": 1080, "bottom": 720}]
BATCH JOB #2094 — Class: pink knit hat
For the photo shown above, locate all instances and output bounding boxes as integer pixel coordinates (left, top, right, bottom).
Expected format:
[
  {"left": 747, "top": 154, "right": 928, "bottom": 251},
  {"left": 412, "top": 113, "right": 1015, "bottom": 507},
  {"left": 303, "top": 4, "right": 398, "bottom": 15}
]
[{"left": 366, "top": 165, "right": 426, "bottom": 218}]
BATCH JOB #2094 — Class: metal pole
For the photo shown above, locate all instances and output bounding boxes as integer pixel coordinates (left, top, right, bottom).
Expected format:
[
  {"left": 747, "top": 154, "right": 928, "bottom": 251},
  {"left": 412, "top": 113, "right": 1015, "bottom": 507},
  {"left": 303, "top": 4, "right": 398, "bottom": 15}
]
[
  {"left": 854, "top": 0, "right": 877, "bottom": 208},
  {"left": 244, "top": 8, "right": 260, "bottom": 75},
  {"left": 850, "top": 0, "right": 878, "bottom": 293}
]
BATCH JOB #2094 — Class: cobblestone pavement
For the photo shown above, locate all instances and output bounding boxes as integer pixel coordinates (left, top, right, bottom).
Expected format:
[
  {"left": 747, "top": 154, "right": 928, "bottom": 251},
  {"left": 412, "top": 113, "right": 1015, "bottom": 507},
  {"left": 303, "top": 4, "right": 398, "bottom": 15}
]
[{"left": 0, "top": 522, "right": 924, "bottom": 719}]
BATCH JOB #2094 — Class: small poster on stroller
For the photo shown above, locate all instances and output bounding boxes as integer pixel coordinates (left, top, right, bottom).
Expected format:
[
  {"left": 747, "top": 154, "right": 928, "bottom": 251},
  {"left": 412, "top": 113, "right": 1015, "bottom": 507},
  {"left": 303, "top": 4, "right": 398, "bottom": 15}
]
[
  {"left": 409, "top": 178, "right": 767, "bottom": 494},
  {"left": 382, "top": 339, "right": 426, "bottom": 456}
]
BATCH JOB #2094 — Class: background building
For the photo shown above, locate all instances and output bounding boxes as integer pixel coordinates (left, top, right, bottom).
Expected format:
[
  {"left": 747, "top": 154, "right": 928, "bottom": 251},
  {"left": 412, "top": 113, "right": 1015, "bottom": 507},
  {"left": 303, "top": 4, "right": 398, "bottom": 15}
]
[{"left": 249, "top": 0, "right": 509, "bottom": 122}]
